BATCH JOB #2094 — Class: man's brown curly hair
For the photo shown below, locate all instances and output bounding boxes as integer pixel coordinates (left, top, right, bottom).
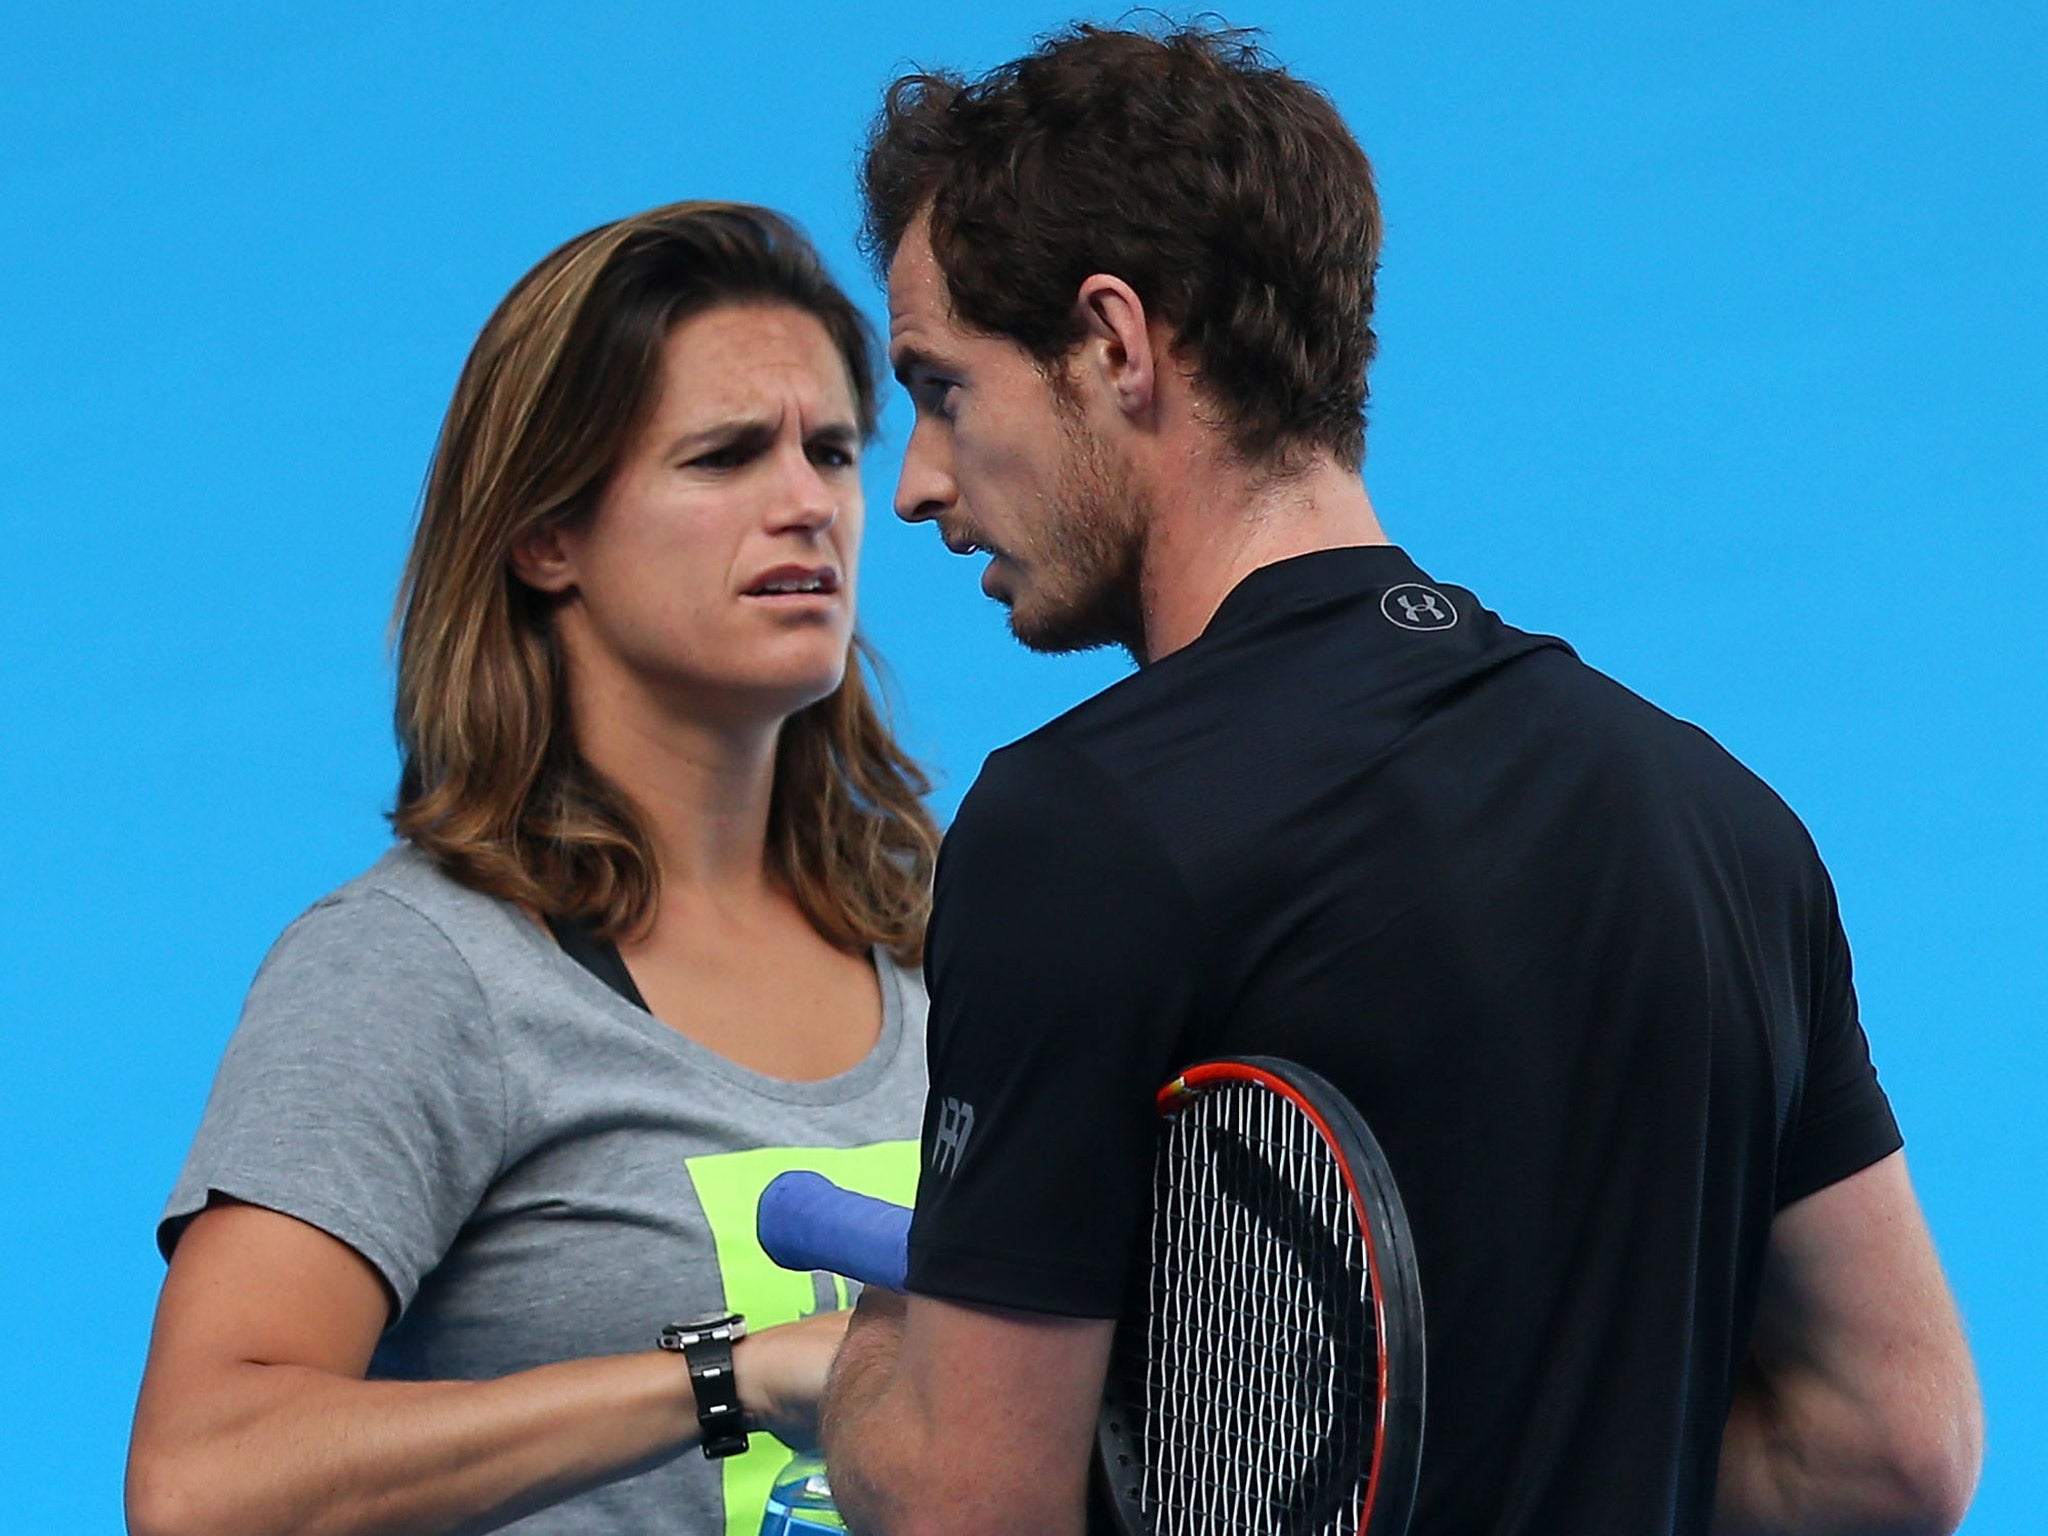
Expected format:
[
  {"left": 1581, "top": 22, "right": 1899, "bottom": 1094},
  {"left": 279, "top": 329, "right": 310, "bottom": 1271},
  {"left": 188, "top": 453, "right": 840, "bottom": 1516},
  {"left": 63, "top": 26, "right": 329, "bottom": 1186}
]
[{"left": 863, "top": 21, "right": 1383, "bottom": 471}]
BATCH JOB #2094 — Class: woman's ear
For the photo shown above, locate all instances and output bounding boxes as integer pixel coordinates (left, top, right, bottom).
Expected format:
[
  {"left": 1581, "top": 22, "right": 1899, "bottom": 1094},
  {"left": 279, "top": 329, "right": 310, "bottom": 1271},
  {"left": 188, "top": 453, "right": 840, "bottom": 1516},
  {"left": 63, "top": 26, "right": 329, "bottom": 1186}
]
[{"left": 509, "top": 521, "right": 579, "bottom": 595}]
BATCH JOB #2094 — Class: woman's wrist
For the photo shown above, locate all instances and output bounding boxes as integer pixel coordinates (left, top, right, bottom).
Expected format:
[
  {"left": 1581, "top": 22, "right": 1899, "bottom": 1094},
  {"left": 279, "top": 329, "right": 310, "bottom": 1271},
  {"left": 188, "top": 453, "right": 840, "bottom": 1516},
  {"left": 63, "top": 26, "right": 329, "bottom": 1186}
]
[
  {"left": 657, "top": 1316, "right": 750, "bottom": 1457},
  {"left": 730, "top": 1312, "right": 852, "bottom": 1454},
  {"left": 621, "top": 1345, "right": 702, "bottom": 1444},
  {"left": 731, "top": 1330, "right": 776, "bottom": 1426}
]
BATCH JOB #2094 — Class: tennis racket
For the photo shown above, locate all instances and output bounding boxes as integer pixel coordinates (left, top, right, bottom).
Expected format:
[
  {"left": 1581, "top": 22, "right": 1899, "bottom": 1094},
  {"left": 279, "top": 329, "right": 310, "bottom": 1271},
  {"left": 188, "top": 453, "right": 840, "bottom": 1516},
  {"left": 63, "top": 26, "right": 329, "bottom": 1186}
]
[{"left": 756, "top": 1055, "right": 1425, "bottom": 1536}]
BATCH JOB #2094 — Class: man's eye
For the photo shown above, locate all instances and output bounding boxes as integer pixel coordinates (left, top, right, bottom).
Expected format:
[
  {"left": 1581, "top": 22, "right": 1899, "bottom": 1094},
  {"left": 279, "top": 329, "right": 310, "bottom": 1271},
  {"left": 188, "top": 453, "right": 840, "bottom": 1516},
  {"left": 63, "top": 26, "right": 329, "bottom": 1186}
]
[
  {"left": 688, "top": 444, "right": 748, "bottom": 470},
  {"left": 810, "top": 444, "right": 857, "bottom": 469},
  {"left": 913, "top": 379, "right": 960, "bottom": 420}
]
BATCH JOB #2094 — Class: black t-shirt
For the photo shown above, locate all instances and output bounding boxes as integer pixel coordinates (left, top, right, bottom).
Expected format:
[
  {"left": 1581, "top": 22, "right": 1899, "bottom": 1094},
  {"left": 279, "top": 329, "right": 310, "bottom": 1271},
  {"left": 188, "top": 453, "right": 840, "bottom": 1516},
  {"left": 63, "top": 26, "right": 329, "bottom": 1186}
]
[{"left": 905, "top": 545, "right": 1900, "bottom": 1536}]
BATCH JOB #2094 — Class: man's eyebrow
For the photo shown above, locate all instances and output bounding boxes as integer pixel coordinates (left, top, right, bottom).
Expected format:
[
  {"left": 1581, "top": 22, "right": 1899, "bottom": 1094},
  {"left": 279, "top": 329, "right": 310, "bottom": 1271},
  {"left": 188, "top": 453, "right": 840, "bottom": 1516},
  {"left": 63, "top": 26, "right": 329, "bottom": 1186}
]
[{"left": 890, "top": 344, "right": 941, "bottom": 390}]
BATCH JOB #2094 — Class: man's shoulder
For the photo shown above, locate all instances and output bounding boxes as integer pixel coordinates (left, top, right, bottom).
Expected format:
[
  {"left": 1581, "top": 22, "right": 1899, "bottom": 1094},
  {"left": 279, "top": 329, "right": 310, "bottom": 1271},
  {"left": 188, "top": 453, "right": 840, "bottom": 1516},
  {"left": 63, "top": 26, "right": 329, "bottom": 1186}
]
[
  {"left": 1510, "top": 654, "right": 1836, "bottom": 908},
  {"left": 1559, "top": 660, "right": 1813, "bottom": 821},
  {"left": 954, "top": 723, "right": 1149, "bottom": 849}
]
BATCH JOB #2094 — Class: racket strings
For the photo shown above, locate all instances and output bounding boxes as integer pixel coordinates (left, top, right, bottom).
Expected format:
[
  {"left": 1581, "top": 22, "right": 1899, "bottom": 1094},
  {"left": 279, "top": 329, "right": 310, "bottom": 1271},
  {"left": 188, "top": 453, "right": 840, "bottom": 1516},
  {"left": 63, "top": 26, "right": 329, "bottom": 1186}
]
[{"left": 1131, "top": 1083, "right": 1380, "bottom": 1536}]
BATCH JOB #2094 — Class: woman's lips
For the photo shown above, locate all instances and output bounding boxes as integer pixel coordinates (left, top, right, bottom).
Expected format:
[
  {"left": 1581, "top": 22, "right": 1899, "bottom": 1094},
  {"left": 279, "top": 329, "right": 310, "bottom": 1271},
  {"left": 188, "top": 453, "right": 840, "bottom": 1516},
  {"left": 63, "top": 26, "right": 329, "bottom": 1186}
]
[{"left": 743, "top": 563, "right": 841, "bottom": 598}]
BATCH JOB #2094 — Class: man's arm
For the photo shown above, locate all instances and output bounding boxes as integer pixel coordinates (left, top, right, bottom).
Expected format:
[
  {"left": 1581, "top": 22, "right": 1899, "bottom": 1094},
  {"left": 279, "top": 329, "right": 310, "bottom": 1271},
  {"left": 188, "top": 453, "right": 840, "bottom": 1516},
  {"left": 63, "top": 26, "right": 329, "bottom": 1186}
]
[
  {"left": 819, "top": 742, "right": 1188, "bottom": 1535},
  {"left": 821, "top": 1287, "right": 1115, "bottom": 1536},
  {"left": 1715, "top": 1151, "right": 1982, "bottom": 1536}
]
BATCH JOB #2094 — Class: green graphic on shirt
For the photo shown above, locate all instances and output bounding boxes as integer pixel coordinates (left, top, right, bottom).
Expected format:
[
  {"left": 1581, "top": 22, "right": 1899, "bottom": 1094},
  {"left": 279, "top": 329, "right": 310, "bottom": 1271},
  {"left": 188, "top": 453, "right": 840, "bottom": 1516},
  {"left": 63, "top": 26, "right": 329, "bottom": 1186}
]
[{"left": 684, "top": 1140, "right": 919, "bottom": 1536}]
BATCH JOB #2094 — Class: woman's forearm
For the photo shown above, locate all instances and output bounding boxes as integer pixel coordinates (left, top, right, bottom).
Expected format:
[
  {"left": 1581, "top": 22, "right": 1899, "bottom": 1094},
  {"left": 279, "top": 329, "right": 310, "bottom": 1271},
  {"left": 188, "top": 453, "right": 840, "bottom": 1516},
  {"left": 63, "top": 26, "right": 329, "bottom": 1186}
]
[
  {"left": 127, "top": 1349, "right": 698, "bottom": 1536},
  {"left": 131, "top": 1199, "right": 854, "bottom": 1536}
]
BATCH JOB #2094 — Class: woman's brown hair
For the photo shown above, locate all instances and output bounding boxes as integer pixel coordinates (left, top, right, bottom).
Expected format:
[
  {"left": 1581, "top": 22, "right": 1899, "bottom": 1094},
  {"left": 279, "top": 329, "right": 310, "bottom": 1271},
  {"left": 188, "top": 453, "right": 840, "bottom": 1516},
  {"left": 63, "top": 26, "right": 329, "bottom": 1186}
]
[{"left": 392, "top": 200, "right": 937, "bottom": 963}]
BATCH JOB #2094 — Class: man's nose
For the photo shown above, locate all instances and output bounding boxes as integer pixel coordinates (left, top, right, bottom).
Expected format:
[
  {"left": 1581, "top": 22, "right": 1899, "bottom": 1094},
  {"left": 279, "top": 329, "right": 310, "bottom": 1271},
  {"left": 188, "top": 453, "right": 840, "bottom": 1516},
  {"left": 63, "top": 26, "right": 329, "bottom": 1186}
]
[{"left": 894, "top": 416, "right": 955, "bottom": 525}]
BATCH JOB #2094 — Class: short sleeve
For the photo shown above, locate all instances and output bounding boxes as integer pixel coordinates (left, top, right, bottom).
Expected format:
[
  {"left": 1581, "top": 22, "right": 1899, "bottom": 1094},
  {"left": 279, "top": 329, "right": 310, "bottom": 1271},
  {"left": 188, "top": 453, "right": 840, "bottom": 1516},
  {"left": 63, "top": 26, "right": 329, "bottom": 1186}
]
[
  {"left": 905, "top": 738, "right": 1204, "bottom": 1318},
  {"left": 159, "top": 890, "right": 508, "bottom": 1313},
  {"left": 1776, "top": 879, "right": 1902, "bottom": 1208}
]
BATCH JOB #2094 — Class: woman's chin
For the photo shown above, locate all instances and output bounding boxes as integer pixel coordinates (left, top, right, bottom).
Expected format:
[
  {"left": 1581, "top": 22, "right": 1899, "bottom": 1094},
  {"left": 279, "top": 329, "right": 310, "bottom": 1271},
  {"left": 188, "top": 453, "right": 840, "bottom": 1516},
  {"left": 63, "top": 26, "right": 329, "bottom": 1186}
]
[{"left": 746, "top": 655, "right": 852, "bottom": 720}]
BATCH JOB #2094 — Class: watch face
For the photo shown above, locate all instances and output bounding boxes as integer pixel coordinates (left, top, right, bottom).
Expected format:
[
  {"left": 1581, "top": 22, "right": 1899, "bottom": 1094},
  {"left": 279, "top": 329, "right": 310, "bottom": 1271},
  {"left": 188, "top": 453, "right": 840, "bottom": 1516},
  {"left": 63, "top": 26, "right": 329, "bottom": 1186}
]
[{"left": 661, "top": 1313, "right": 747, "bottom": 1349}]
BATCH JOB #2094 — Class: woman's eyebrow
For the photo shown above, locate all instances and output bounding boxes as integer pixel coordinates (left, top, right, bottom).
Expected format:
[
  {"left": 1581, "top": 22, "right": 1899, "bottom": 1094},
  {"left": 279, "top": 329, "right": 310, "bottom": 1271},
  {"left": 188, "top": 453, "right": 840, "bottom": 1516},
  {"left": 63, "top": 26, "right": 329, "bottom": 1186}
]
[
  {"left": 661, "top": 417, "right": 776, "bottom": 458},
  {"left": 806, "top": 421, "right": 861, "bottom": 450},
  {"left": 662, "top": 413, "right": 861, "bottom": 459}
]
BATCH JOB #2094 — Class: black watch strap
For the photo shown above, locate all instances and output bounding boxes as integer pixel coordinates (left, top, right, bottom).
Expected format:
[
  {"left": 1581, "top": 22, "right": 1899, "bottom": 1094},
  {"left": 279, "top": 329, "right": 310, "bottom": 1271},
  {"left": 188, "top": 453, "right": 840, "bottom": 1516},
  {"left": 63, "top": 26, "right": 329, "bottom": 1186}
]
[{"left": 659, "top": 1314, "right": 749, "bottom": 1459}]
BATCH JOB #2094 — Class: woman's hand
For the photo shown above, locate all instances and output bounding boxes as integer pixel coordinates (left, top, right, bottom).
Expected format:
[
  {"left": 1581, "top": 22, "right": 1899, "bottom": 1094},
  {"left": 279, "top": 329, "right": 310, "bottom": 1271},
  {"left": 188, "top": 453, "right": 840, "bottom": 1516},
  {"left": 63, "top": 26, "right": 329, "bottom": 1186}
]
[{"left": 734, "top": 1307, "right": 857, "bottom": 1453}]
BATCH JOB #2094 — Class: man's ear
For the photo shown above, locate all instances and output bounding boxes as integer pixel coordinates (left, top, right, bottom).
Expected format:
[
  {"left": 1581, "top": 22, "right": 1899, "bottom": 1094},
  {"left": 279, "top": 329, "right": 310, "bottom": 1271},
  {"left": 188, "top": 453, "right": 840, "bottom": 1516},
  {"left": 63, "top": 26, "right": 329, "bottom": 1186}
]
[
  {"left": 1073, "top": 273, "right": 1158, "bottom": 421},
  {"left": 508, "top": 519, "right": 580, "bottom": 595}
]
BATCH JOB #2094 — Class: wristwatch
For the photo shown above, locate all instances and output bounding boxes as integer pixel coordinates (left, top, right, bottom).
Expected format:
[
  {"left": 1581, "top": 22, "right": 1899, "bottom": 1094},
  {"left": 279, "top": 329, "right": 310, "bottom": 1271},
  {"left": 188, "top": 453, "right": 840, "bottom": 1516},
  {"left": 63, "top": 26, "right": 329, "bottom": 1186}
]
[{"left": 658, "top": 1313, "right": 750, "bottom": 1458}]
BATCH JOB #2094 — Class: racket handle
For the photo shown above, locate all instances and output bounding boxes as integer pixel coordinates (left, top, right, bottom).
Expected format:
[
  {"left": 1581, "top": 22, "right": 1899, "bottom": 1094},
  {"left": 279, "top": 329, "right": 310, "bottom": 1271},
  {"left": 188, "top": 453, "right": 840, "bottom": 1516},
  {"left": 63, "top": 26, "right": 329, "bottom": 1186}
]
[{"left": 757, "top": 1171, "right": 912, "bottom": 1292}]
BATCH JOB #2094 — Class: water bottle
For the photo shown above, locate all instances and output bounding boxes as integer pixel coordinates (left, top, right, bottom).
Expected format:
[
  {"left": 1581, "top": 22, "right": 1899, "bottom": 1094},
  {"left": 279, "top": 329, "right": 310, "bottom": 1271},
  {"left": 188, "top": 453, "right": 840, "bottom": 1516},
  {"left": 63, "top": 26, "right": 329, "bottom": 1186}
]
[{"left": 757, "top": 1451, "right": 847, "bottom": 1535}]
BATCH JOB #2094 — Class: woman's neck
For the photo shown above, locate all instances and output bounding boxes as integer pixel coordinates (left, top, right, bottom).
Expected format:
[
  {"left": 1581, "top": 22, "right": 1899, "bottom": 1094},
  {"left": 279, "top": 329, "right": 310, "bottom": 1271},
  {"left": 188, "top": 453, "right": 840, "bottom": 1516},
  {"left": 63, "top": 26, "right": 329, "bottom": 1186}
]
[{"left": 568, "top": 664, "right": 785, "bottom": 901}]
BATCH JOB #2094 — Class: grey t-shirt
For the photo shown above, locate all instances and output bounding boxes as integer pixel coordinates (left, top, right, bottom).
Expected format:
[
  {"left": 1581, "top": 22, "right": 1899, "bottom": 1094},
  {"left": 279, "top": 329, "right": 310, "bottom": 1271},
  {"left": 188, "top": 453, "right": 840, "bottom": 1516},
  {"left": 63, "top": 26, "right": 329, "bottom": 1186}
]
[{"left": 161, "top": 843, "right": 928, "bottom": 1536}]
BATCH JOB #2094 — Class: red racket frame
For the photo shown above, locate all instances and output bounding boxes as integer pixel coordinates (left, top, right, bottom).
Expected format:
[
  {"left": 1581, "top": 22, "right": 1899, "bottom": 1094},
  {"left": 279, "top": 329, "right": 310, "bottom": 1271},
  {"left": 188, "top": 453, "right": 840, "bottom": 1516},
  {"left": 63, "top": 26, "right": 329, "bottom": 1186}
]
[{"left": 1095, "top": 1055, "right": 1426, "bottom": 1536}]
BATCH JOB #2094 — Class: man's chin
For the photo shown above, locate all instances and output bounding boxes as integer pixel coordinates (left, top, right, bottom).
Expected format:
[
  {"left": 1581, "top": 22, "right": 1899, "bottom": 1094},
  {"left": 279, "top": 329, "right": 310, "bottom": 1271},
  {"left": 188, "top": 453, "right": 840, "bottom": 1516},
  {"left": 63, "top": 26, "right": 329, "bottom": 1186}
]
[{"left": 1006, "top": 593, "right": 1145, "bottom": 660}]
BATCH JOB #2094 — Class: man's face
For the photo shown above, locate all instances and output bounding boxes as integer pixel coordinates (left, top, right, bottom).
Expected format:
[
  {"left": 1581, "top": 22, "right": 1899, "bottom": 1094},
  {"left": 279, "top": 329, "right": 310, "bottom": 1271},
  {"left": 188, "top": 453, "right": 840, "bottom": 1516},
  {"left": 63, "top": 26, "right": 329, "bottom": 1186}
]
[{"left": 887, "top": 221, "right": 1147, "bottom": 656}]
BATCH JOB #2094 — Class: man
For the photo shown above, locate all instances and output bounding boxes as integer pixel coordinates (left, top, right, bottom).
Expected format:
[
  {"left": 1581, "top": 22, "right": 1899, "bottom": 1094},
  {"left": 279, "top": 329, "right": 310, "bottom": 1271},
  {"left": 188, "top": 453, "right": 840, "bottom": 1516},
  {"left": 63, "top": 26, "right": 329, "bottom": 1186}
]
[{"left": 821, "top": 24, "right": 1981, "bottom": 1536}]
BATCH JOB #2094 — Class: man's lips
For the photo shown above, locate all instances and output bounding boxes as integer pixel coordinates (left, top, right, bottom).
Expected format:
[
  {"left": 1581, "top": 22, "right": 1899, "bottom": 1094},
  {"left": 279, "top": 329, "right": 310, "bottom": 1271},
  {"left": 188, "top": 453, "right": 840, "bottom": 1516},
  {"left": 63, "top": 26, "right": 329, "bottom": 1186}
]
[
  {"left": 742, "top": 563, "right": 841, "bottom": 597},
  {"left": 941, "top": 528, "right": 997, "bottom": 559}
]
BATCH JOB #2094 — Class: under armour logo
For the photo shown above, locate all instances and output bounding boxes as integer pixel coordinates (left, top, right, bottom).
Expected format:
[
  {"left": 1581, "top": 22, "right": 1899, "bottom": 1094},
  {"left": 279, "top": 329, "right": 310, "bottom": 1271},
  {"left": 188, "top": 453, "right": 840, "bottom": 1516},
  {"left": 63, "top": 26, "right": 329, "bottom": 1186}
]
[
  {"left": 931, "top": 1096, "right": 976, "bottom": 1176},
  {"left": 1381, "top": 583, "right": 1459, "bottom": 631}
]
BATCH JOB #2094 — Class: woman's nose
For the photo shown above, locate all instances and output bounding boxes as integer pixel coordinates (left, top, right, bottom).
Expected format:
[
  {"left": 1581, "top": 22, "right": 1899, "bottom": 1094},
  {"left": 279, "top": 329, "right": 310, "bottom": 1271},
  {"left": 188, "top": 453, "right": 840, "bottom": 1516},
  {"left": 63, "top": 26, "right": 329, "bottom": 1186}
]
[{"left": 768, "top": 445, "right": 841, "bottom": 533}]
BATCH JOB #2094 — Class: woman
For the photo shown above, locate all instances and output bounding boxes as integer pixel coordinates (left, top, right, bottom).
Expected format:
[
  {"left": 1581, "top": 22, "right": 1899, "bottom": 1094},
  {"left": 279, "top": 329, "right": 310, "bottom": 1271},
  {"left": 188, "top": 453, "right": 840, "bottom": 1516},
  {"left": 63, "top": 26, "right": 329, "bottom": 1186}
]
[{"left": 127, "top": 202, "right": 938, "bottom": 1536}]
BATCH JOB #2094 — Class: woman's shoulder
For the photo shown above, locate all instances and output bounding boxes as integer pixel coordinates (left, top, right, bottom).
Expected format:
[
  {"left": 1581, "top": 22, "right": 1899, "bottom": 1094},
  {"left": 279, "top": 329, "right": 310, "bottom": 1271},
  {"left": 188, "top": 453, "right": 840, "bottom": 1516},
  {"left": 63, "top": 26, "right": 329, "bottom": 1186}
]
[
  {"left": 233, "top": 845, "right": 567, "bottom": 1060},
  {"left": 874, "top": 946, "right": 929, "bottom": 1047},
  {"left": 309, "top": 839, "right": 500, "bottom": 918},
  {"left": 238, "top": 847, "right": 497, "bottom": 1035},
  {"left": 168, "top": 845, "right": 524, "bottom": 1294},
  {"left": 265, "top": 843, "right": 530, "bottom": 979}
]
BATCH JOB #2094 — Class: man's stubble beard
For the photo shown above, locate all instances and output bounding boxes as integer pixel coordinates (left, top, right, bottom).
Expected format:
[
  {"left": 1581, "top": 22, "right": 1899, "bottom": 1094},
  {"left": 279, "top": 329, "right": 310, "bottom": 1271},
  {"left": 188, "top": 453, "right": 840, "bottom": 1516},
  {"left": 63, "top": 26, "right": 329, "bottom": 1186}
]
[{"left": 1007, "top": 411, "right": 1152, "bottom": 663}]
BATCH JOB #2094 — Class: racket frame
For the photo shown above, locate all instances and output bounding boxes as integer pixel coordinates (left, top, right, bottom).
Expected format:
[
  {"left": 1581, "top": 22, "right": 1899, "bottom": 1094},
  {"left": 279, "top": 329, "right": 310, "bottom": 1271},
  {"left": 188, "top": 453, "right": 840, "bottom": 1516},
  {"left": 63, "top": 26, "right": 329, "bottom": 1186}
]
[{"left": 1095, "top": 1055, "right": 1425, "bottom": 1536}]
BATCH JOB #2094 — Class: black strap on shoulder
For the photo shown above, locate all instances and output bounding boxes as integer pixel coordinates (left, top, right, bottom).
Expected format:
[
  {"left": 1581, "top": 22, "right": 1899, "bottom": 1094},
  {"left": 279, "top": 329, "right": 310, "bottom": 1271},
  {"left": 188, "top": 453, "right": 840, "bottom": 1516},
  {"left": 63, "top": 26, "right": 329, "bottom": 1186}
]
[{"left": 545, "top": 912, "right": 651, "bottom": 1012}]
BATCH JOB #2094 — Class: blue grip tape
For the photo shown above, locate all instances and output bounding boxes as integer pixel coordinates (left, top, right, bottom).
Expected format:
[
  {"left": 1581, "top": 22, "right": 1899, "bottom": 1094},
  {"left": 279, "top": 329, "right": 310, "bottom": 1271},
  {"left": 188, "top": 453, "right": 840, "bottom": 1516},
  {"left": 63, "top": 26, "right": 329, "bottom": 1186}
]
[{"left": 756, "top": 1170, "right": 913, "bottom": 1292}]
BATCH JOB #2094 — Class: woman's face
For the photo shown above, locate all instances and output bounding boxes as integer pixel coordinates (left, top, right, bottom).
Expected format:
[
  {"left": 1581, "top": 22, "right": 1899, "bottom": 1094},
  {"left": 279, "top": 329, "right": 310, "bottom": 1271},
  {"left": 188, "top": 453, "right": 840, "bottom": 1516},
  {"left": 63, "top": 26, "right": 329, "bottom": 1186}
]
[{"left": 527, "top": 302, "right": 865, "bottom": 725}]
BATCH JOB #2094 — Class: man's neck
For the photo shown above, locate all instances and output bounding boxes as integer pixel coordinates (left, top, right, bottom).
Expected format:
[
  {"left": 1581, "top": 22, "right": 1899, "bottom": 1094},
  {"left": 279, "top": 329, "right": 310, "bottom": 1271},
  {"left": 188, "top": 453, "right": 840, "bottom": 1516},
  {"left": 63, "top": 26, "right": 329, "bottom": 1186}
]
[{"left": 1137, "top": 453, "right": 1388, "bottom": 661}]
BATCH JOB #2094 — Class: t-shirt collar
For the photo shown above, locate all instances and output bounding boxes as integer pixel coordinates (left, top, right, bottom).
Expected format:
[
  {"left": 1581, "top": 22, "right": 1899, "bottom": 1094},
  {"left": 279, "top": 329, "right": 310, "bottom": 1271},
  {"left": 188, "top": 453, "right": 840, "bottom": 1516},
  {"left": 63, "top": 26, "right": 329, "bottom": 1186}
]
[{"left": 1196, "top": 544, "right": 1432, "bottom": 646}]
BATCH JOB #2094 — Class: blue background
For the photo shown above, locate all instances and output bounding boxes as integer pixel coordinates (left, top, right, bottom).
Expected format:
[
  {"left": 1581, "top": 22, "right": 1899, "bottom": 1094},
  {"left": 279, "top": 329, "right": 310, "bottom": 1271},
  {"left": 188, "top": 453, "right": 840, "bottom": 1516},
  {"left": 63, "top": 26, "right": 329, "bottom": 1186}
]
[{"left": 3, "top": 1, "right": 2041, "bottom": 1527}]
